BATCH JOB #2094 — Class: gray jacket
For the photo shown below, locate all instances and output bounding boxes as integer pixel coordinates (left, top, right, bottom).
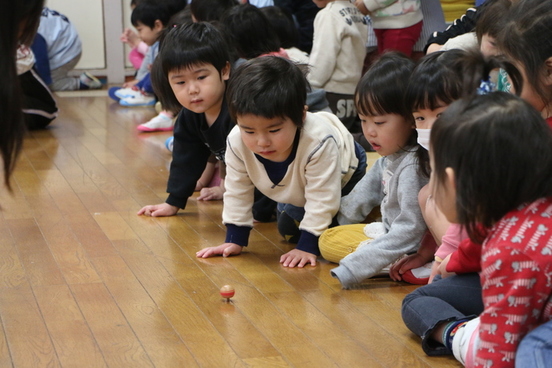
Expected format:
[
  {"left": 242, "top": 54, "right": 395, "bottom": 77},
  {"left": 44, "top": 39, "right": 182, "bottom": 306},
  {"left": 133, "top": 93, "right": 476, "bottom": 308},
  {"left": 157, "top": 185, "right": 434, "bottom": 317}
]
[{"left": 332, "top": 148, "right": 429, "bottom": 288}]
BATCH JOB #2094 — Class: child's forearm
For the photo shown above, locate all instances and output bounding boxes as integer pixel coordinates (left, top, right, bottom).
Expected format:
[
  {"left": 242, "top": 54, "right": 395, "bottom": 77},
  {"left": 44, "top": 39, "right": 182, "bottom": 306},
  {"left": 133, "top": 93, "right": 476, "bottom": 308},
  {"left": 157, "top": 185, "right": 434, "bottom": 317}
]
[
  {"left": 295, "top": 230, "right": 320, "bottom": 256},
  {"left": 196, "top": 160, "right": 216, "bottom": 190},
  {"left": 224, "top": 224, "right": 252, "bottom": 247}
]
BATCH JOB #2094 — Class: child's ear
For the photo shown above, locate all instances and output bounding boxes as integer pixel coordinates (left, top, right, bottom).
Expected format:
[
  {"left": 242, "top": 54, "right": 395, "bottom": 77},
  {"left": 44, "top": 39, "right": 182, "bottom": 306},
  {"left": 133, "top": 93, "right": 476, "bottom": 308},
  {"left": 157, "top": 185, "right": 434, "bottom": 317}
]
[
  {"left": 445, "top": 167, "right": 456, "bottom": 193},
  {"left": 544, "top": 56, "right": 552, "bottom": 86},
  {"left": 221, "top": 61, "right": 231, "bottom": 81},
  {"left": 303, "top": 105, "right": 308, "bottom": 120},
  {"left": 153, "top": 19, "right": 164, "bottom": 32}
]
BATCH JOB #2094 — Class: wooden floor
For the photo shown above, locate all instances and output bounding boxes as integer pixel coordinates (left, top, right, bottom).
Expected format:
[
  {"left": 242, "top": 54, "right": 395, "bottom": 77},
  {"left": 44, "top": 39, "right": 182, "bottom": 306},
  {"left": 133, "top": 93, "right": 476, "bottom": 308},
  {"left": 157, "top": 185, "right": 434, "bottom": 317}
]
[{"left": 0, "top": 92, "right": 461, "bottom": 367}]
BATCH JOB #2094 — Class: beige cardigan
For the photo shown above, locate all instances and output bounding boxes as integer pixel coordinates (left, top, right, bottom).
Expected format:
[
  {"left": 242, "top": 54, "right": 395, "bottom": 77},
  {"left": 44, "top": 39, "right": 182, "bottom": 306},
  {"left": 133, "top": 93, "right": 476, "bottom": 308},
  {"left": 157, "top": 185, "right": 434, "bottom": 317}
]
[{"left": 223, "top": 111, "right": 359, "bottom": 236}]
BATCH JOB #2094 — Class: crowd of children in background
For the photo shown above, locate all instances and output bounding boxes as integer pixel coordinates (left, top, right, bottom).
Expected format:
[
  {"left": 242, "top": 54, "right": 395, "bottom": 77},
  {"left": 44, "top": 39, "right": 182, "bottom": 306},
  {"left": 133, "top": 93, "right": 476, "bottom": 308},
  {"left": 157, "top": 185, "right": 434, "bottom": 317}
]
[{"left": 23, "top": 0, "right": 552, "bottom": 366}]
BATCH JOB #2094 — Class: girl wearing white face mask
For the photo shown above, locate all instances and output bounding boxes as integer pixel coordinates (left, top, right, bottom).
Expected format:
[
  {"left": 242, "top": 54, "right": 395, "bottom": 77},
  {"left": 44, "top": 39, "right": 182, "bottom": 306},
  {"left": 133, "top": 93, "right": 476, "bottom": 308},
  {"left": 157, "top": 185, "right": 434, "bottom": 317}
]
[
  {"left": 390, "top": 47, "right": 524, "bottom": 283},
  {"left": 390, "top": 49, "right": 468, "bottom": 283}
]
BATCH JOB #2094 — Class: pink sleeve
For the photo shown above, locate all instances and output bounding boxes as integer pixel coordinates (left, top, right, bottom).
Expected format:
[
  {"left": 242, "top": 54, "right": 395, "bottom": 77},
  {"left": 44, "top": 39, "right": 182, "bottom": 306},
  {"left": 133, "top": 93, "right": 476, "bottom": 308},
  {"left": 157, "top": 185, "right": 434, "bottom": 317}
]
[
  {"left": 128, "top": 48, "right": 145, "bottom": 70},
  {"left": 435, "top": 224, "right": 467, "bottom": 261},
  {"left": 136, "top": 41, "right": 149, "bottom": 56}
]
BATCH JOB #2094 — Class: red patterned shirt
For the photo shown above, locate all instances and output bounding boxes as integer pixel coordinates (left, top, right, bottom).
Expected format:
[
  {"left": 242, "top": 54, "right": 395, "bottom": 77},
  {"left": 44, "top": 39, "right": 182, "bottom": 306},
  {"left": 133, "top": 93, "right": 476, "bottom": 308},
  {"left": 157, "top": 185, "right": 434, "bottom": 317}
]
[{"left": 474, "top": 198, "right": 552, "bottom": 367}]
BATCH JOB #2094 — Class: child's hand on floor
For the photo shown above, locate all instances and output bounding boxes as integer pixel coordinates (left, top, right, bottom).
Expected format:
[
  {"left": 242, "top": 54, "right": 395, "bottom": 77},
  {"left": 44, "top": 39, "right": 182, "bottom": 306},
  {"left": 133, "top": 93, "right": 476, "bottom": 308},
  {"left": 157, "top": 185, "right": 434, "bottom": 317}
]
[
  {"left": 196, "top": 243, "right": 242, "bottom": 258},
  {"left": 197, "top": 186, "right": 224, "bottom": 201},
  {"left": 389, "top": 253, "right": 431, "bottom": 281},
  {"left": 280, "top": 249, "right": 317, "bottom": 268},
  {"left": 137, "top": 203, "right": 179, "bottom": 217}
]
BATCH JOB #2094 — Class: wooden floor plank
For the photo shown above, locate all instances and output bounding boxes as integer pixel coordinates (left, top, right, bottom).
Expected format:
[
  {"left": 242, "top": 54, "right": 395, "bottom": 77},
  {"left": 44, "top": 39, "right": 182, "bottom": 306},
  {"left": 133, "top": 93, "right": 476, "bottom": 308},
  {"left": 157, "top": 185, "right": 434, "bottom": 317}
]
[
  {"left": 0, "top": 318, "right": 12, "bottom": 367},
  {"left": 33, "top": 284, "right": 107, "bottom": 367},
  {"left": 70, "top": 283, "right": 154, "bottom": 368},
  {"left": 0, "top": 286, "right": 60, "bottom": 367},
  {"left": 91, "top": 256, "right": 199, "bottom": 367}
]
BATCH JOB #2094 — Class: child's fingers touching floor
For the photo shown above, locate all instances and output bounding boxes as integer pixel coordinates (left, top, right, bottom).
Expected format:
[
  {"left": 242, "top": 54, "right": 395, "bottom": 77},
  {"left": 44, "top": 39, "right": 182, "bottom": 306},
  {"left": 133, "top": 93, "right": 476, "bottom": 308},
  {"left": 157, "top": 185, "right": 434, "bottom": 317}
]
[
  {"left": 196, "top": 243, "right": 242, "bottom": 258},
  {"left": 137, "top": 203, "right": 178, "bottom": 217},
  {"left": 197, "top": 186, "right": 224, "bottom": 201},
  {"left": 280, "top": 249, "right": 317, "bottom": 268}
]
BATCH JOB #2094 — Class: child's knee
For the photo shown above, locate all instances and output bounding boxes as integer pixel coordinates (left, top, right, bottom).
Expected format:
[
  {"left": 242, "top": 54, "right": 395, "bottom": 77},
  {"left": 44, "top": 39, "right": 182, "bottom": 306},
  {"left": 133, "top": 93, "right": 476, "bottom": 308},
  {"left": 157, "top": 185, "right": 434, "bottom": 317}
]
[{"left": 277, "top": 210, "right": 300, "bottom": 243}]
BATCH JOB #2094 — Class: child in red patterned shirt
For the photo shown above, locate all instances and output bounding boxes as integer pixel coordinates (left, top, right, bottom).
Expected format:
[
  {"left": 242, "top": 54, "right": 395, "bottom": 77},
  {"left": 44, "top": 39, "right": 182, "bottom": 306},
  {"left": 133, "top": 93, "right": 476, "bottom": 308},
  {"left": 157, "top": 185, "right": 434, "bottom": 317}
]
[{"left": 427, "top": 92, "right": 552, "bottom": 368}]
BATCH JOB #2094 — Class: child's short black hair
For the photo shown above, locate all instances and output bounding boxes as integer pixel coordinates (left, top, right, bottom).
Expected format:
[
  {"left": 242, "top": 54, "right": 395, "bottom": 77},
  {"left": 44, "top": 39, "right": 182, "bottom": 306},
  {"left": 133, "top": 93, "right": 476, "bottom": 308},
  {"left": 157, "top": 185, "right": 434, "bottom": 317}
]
[
  {"left": 151, "top": 22, "right": 232, "bottom": 113},
  {"left": 163, "top": 0, "right": 188, "bottom": 14},
  {"left": 190, "top": 0, "right": 238, "bottom": 22},
  {"left": 407, "top": 49, "right": 523, "bottom": 111},
  {"left": 431, "top": 92, "right": 552, "bottom": 242},
  {"left": 131, "top": 0, "right": 172, "bottom": 29},
  {"left": 260, "top": 6, "right": 299, "bottom": 49},
  {"left": 356, "top": 52, "right": 429, "bottom": 176},
  {"left": 226, "top": 56, "right": 307, "bottom": 127},
  {"left": 405, "top": 49, "right": 466, "bottom": 111},
  {"left": 222, "top": 4, "right": 281, "bottom": 59},
  {"left": 356, "top": 51, "right": 415, "bottom": 119}
]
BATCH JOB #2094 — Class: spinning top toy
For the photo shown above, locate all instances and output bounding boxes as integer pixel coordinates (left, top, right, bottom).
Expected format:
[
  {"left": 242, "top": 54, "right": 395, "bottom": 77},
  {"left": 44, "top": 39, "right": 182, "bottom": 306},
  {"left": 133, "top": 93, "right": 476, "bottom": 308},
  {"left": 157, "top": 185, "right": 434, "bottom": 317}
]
[{"left": 220, "top": 285, "right": 235, "bottom": 302}]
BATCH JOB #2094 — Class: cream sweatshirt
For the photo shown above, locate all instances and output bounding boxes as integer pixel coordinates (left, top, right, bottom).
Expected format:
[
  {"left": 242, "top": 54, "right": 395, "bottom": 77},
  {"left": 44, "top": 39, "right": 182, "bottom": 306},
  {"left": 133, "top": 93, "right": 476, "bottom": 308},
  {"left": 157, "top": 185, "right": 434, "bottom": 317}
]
[
  {"left": 308, "top": 1, "right": 368, "bottom": 95},
  {"left": 223, "top": 111, "right": 359, "bottom": 237}
]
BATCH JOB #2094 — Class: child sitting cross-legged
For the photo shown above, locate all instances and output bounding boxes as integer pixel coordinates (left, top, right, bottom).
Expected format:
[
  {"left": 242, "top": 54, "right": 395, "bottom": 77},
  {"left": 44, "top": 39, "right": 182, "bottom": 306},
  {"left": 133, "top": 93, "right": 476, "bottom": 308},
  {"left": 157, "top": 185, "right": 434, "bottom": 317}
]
[
  {"left": 196, "top": 56, "right": 367, "bottom": 268},
  {"left": 318, "top": 52, "right": 431, "bottom": 288},
  {"left": 403, "top": 92, "right": 552, "bottom": 367}
]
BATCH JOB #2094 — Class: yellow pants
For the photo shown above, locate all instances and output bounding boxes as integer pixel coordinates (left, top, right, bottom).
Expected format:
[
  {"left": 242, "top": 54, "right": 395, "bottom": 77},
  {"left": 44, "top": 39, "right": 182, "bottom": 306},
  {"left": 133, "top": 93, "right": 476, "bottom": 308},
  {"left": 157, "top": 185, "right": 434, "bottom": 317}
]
[
  {"left": 440, "top": 0, "right": 475, "bottom": 22},
  {"left": 319, "top": 224, "right": 373, "bottom": 264}
]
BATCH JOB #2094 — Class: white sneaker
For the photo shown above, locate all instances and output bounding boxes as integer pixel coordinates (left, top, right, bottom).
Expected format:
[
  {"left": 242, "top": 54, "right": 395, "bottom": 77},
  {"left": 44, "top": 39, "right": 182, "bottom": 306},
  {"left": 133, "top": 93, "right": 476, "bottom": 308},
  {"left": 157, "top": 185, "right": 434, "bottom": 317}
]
[
  {"left": 137, "top": 113, "right": 174, "bottom": 132},
  {"left": 452, "top": 317, "right": 480, "bottom": 366},
  {"left": 79, "top": 72, "right": 102, "bottom": 89},
  {"left": 119, "top": 94, "right": 156, "bottom": 107},
  {"left": 114, "top": 87, "right": 142, "bottom": 100}
]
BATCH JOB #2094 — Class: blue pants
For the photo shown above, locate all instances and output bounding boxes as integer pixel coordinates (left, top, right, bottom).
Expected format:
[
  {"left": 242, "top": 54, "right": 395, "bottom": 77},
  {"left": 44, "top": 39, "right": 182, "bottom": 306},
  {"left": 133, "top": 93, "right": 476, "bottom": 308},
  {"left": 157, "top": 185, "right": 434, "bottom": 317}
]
[
  {"left": 136, "top": 73, "right": 154, "bottom": 95},
  {"left": 276, "top": 141, "right": 367, "bottom": 244},
  {"left": 401, "top": 273, "right": 483, "bottom": 356},
  {"left": 515, "top": 320, "right": 552, "bottom": 368}
]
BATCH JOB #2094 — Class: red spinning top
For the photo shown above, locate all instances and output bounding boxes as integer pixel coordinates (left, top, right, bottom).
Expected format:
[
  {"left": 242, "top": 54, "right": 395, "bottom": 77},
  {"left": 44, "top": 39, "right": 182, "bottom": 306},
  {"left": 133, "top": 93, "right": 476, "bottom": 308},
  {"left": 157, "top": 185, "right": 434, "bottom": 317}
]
[{"left": 220, "top": 285, "right": 235, "bottom": 302}]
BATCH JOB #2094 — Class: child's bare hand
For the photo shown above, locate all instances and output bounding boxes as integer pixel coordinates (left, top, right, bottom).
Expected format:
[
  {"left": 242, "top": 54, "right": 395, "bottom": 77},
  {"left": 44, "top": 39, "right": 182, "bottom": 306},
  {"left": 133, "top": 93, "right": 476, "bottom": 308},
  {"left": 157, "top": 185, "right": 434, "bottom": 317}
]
[
  {"left": 122, "top": 79, "right": 139, "bottom": 88},
  {"left": 438, "top": 254, "right": 455, "bottom": 279},
  {"left": 197, "top": 186, "right": 224, "bottom": 201},
  {"left": 137, "top": 203, "right": 179, "bottom": 217},
  {"left": 354, "top": 0, "right": 370, "bottom": 15},
  {"left": 389, "top": 253, "right": 431, "bottom": 281},
  {"left": 280, "top": 249, "right": 317, "bottom": 268},
  {"left": 426, "top": 43, "right": 443, "bottom": 54},
  {"left": 120, "top": 28, "right": 140, "bottom": 48},
  {"left": 196, "top": 243, "right": 242, "bottom": 258},
  {"left": 428, "top": 261, "right": 441, "bottom": 284}
]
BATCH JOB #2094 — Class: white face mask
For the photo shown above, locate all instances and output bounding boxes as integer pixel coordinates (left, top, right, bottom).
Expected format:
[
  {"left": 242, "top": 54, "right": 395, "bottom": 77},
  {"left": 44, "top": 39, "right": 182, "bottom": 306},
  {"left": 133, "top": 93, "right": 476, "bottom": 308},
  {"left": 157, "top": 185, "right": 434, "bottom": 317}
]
[{"left": 416, "top": 128, "right": 431, "bottom": 151}]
